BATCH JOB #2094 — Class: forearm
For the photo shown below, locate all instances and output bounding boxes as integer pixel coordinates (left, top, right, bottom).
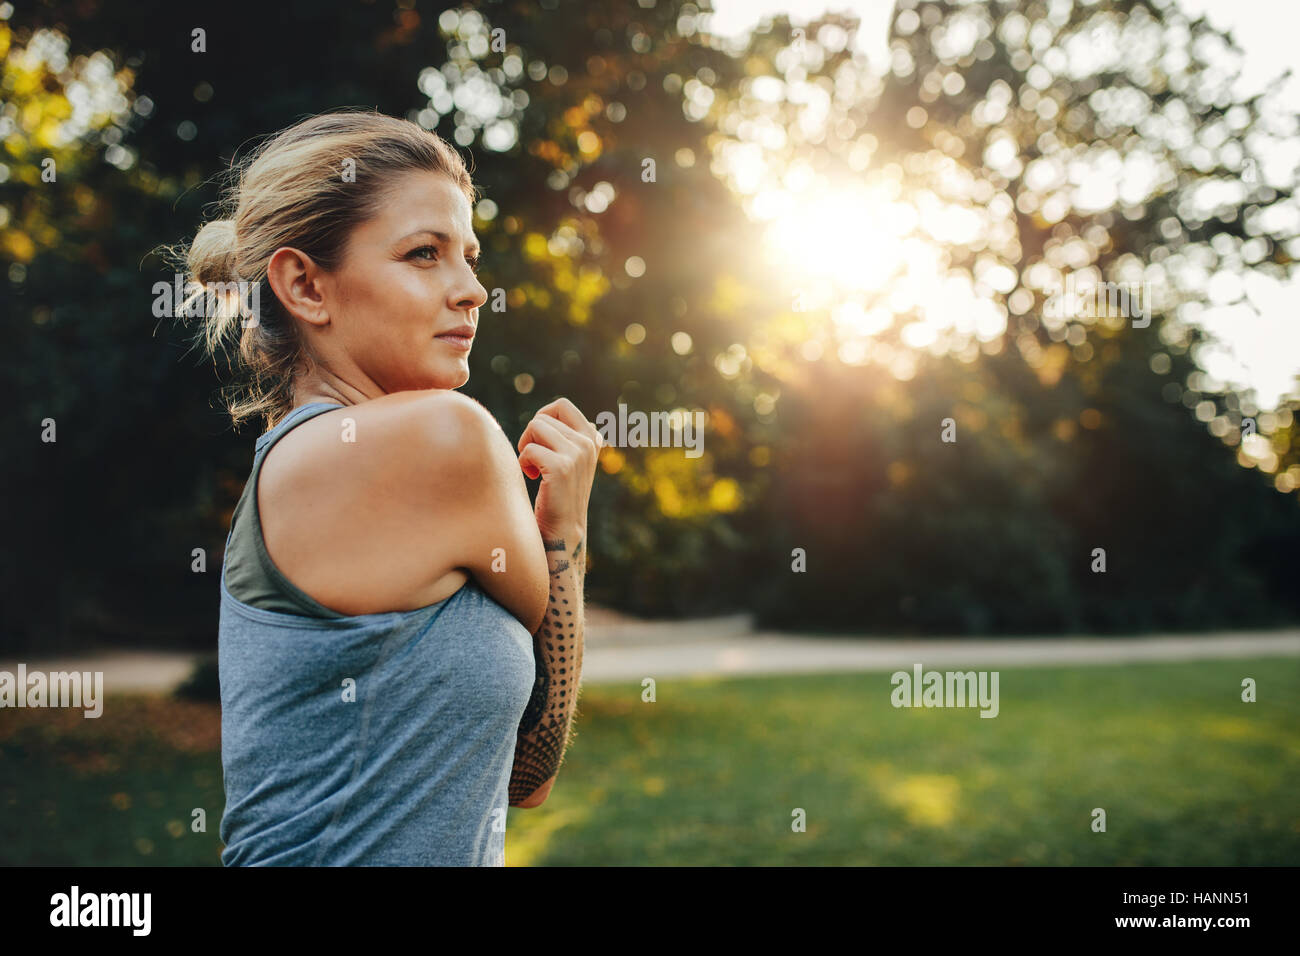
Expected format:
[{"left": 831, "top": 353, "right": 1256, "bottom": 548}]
[{"left": 508, "top": 530, "right": 586, "bottom": 807}]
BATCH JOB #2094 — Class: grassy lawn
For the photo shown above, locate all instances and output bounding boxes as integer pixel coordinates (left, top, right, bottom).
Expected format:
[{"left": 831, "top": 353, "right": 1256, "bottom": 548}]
[
  {"left": 0, "top": 697, "right": 225, "bottom": 865},
  {"left": 2, "top": 657, "right": 1296, "bottom": 865}
]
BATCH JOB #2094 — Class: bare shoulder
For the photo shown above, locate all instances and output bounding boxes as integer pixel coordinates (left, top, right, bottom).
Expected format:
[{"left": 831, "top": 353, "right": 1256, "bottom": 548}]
[
  {"left": 269, "top": 389, "right": 503, "bottom": 488},
  {"left": 256, "top": 389, "right": 519, "bottom": 616},
  {"left": 361, "top": 389, "right": 526, "bottom": 497}
]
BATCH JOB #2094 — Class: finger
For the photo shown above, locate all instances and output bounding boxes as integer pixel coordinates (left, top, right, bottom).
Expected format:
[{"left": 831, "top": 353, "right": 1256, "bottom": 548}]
[
  {"left": 516, "top": 415, "right": 576, "bottom": 465},
  {"left": 519, "top": 408, "right": 600, "bottom": 462},
  {"left": 537, "top": 398, "right": 601, "bottom": 446},
  {"left": 518, "top": 441, "right": 565, "bottom": 480},
  {"left": 536, "top": 397, "right": 584, "bottom": 428},
  {"left": 517, "top": 414, "right": 576, "bottom": 455},
  {"left": 518, "top": 406, "right": 584, "bottom": 454},
  {"left": 535, "top": 407, "right": 600, "bottom": 458},
  {"left": 527, "top": 414, "right": 585, "bottom": 457},
  {"left": 519, "top": 412, "right": 585, "bottom": 457}
]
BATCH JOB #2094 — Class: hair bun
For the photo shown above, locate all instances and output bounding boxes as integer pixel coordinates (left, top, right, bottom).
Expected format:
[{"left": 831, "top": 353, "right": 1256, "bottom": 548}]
[{"left": 187, "top": 218, "right": 239, "bottom": 285}]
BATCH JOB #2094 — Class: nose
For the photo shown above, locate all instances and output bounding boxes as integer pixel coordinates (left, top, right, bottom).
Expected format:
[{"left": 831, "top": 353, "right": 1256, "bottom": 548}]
[{"left": 454, "top": 270, "right": 488, "bottom": 315}]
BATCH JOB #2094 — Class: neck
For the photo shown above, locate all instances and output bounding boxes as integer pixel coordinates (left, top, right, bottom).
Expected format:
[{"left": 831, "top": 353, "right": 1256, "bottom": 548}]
[{"left": 291, "top": 366, "right": 378, "bottom": 409}]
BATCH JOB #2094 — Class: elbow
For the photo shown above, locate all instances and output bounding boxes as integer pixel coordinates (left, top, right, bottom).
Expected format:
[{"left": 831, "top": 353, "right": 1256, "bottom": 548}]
[
  {"left": 515, "top": 776, "right": 556, "bottom": 809},
  {"left": 524, "top": 592, "right": 547, "bottom": 636}
]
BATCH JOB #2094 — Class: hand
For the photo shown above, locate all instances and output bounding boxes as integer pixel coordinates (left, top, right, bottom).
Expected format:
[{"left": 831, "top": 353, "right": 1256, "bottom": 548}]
[{"left": 516, "top": 398, "right": 603, "bottom": 542}]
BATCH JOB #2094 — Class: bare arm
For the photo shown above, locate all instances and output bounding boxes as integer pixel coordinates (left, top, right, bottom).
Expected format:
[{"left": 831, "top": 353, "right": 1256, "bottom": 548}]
[
  {"left": 507, "top": 397, "right": 601, "bottom": 808},
  {"left": 422, "top": 392, "right": 549, "bottom": 635},
  {"left": 510, "top": 530, "right": 586, "bottom": 807}
]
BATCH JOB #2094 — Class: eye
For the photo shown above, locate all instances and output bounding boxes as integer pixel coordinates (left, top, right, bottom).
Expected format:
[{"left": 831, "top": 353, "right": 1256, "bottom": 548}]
[
  {"left": 466, "top": 254, "right": 481, "bottom": 273},
  {"left": 407, "top": 245, "right": 438, "bottom": 261}
]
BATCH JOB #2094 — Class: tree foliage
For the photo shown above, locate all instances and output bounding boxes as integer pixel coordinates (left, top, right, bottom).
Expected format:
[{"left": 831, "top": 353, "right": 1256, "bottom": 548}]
[{"left": 2, "top": 0, "right": 1297, "bottom": 651}]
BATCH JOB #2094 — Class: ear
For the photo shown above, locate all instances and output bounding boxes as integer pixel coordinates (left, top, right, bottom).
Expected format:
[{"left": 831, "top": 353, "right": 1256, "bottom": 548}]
[{"left": 266, "top": 246, "right": 330, "bottom": 329}]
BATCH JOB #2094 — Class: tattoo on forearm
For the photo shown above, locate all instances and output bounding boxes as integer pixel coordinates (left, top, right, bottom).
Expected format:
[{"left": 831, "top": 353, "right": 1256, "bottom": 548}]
[
  {"left": 510, "top": 536, "right": 585, "bottom": 806},
  {"left": 517, "top": 644, "right": 551, "bottom": 735},
  {"left": 543, "top": 537, "right": 570, "bottom": 572}
]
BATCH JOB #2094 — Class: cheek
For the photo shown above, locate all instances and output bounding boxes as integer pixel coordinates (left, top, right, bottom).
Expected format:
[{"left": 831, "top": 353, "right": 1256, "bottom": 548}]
[
  {"left": 340, "top": 267, "right": 431, "bottom": 340},
  {"left": 382, "top": 269, "right": 441, "bottom": 334}
]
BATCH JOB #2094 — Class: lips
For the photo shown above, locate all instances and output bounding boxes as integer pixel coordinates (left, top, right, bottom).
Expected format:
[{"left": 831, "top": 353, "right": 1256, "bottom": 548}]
[{"left": 436, "top": 325, "right": 475, "bottom": 350}]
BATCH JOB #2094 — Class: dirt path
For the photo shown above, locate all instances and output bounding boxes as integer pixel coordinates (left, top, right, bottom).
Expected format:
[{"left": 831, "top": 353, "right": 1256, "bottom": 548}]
[
  {"left": 3, "top": 613, "right": 1296, "bottom": 692},
  {"left": 579, "top": 623, "right": 1300, "bottom": 682}
]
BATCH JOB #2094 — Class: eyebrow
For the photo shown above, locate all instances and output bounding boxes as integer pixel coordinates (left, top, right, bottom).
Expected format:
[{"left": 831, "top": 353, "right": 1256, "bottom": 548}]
[{"left": 401, "top": 229, "right": 480, "bottom": 257}]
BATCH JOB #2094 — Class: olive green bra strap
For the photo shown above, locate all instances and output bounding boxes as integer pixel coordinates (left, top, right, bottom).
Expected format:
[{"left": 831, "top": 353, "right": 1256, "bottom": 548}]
[{"left": 222, "top": 403, "right": 348, "bottom": 619}]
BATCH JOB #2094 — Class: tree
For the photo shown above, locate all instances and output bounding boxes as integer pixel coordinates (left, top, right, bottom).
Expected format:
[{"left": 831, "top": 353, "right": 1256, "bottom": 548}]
[
  {"left": 3, "top": 0, "right": 1297, "bottom": 649},
  {"left": 727, "top": 0, "right": 1300, "bottom": 632}
]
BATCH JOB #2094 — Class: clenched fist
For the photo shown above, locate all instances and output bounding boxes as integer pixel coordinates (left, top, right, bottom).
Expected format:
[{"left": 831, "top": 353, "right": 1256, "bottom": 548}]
[{"left": 516, "top": 398, "right": 603, "bottom": 543}]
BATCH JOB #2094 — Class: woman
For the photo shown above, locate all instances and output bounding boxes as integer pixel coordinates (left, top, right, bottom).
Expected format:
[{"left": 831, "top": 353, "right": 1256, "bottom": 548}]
[{"left": 178, "top": 109, "right": 600, "bottom": 866}]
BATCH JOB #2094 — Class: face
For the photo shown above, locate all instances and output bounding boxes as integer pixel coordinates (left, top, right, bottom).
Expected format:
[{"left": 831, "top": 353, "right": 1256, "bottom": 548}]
[{"left": 315, "top": 169, "right": 487, "bottom": 393}]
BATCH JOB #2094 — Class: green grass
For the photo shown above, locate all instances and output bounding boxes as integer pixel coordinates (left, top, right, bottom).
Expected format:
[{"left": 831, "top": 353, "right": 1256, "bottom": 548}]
[
  {"left": 2, "top": 658, "right": 1296, "bottom": 865},
  {"left": 506, "top": 657, "right": 1300, "bottom": 865},
  {"left": 0, "top": 697, "right": 225, "bottom": 865}
]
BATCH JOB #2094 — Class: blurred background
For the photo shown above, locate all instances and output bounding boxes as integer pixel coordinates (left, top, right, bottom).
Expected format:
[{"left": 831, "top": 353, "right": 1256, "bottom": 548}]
[{"left": 1, "top": 0, "right": 1297, "bottom": 865}]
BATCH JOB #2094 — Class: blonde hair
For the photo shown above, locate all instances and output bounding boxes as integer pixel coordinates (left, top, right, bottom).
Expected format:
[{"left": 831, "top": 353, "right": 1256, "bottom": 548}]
[{"left": 173, "top": 109, "right": 478, "bottom": 431}]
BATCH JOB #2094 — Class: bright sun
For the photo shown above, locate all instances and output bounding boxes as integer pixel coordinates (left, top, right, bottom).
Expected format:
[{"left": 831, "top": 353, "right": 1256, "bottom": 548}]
[{"left": 756, "top": 177, "right": 1012, "bottom": 368}]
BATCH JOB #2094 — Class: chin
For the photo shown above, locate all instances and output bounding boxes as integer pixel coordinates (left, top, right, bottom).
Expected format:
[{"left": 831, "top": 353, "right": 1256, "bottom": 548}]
[{"left": 425, "top": 364, "right": 470, "bottom": 391}]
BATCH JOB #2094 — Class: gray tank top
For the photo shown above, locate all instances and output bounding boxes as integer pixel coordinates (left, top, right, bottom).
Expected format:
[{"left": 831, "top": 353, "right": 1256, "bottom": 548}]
[{"left": 217, "top": 402, "right": 538, "bottom": 865}]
